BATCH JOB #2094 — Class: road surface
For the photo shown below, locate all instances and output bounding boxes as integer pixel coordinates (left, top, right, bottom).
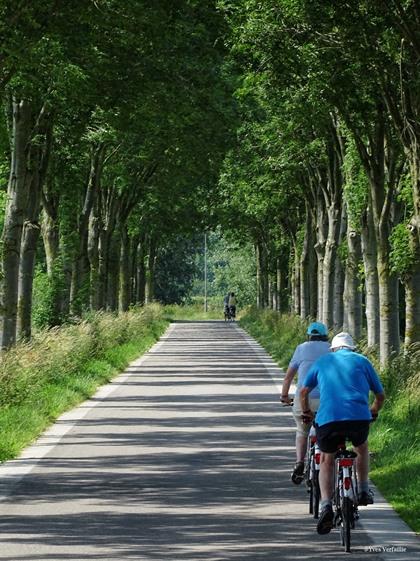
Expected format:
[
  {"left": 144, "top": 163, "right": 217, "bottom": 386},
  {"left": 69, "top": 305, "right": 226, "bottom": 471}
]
[{"left": 0, "top": 321, "right": 418, "bottom": 560}]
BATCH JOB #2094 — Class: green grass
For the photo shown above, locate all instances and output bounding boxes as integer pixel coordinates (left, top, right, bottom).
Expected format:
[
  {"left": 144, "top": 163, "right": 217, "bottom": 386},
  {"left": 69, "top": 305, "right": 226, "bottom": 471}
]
[
  {"left": 0, "top": 304, "right": 168, "bottom": 462},
  {"left": 239, "top": 307, "right": 420, "bottom": 534},
  {"left": 164, "top": 300, "right": 225, "bottom": 321},
  {"left": 239, "top": 306, "right": 307, "bottom": 366}
]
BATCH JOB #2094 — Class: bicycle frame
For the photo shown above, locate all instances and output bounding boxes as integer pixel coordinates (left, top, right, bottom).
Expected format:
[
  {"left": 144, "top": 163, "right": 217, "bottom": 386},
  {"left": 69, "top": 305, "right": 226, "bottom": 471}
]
[
  {"left": 333, "top": 446, "right": 359, "bottom": 552},
  {"left": 306, "top": 425, "right": 321, "bottom": 518}
]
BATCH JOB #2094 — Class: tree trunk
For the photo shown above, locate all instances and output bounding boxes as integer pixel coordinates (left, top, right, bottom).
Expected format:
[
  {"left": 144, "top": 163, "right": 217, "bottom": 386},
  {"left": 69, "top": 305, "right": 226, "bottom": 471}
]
[
  {"left": 333, "top": 205, "right": 347, "bottom": 330},
  {"left": 88, "top": 205, "right": 100, "bottom": 310},
  {"left": 314, "top": 194, "right": 327, "bottom": 321},
  {"left": 17, "top": 193, "right": 42, "bottom": 340},
  {"left": 292, "top": 243, "right": 301, "bottom": 316},
  {"left": 256, "top": 243, "right": 261, "bottom": 308},
  {"left": 404, "top": 273, "right": 420, "bottom": 348},
  {"left": 403, "top": 221, "right": 420, "bottom": 346},
  {"left": 41, "top": 202, "right": 63, "bottom": 326},
  {"left": 119, "top": 225, "right": 131, "bottom": 312},
  {"left": 343, "top": 228, "right": 363, "bottom": 340},
  {"left": 321, "top": 201, "right": 341, "bottom": 327},
  {"left": 272, "top": 260, "right": 282, "bottom": 312},
  {"left": 145, "top": 237, "right": 157, "bottom": 304},
  {"left": 351, "top": 106, "right": 402, "bottom": 363},
  {"left": 256, "top": 240, "right": 269, "bottom": 308},
  {"left": 17, "top": 107, "right": 52, "bottom": 340},
  {"left": 136, "top": 234, "right": 146, "bottom": 305},
  {"left": 70, "top": 142, "right": 105, "bottom": 316},
  {"left": 106, "top": 232, "right": 120, "bottom": 311},
  {"left": 360, "top": 207, "right": 379, "bottom": 347},
  {"left": 42, "top": 209, "right": 59, "bottom": 276},
  {"left": 129, "top": 234, "right": 139, "bottom": 306},
  {"left": 1, "top": 99, "right": 33, "bottom": 348},
  {"left": 377, "top": 248, "right": 400, "bottom": 360},
  {"left": 98, "top": 229, "right": 110, "bottom": 310},
  {"left": 300, "top": 208, "right": 311, "bottom": 318},
  {"left": 373, "top": 178, "right": 401, "bottom": 361}
]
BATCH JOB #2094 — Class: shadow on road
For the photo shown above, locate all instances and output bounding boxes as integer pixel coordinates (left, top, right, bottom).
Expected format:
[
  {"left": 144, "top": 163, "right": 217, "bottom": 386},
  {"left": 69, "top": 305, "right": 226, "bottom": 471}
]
[{"left": 0, "top": 322, "right": 403, "bottom": 560}]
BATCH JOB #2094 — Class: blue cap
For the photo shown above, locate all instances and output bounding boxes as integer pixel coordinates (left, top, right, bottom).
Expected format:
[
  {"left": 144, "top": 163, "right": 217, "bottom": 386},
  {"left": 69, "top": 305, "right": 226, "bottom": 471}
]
[{"left": 307, "top": 321, "right": 328, "bottom": 336}]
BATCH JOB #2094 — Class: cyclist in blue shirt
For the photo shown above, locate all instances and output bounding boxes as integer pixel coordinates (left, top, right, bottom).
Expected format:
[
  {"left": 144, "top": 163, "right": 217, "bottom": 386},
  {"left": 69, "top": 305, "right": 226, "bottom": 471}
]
[
  {"left": 300, "top": 332, "right": 385, "bottom": 535},
  {"left": 281, "top": 321, "right": 330, "bottom": 484}
]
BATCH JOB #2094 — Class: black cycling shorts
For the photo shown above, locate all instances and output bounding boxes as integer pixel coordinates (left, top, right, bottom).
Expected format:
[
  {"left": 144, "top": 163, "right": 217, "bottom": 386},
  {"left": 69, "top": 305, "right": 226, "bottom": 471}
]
[{"left": 315, "top": 420, "right": 370, "bottom": 453}]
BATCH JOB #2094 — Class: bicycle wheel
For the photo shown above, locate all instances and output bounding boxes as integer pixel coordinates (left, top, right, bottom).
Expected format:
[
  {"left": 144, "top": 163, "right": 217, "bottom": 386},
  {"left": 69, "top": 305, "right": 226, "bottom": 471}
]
[
  {"left": 341, "top": 496, "right": 352, "bottom": 552},
  {"left": 312, "top": 470, "right": 320, "bottom": 519}
]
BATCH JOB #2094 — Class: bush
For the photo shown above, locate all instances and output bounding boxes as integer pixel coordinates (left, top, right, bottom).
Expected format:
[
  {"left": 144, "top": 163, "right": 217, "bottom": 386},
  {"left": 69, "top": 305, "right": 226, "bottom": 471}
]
[
  {"left": 240, "top": 306, "right": 307, "bottom": 366},
  {"left": 0, "top": 304, "right": 167, "bottom": 461}
]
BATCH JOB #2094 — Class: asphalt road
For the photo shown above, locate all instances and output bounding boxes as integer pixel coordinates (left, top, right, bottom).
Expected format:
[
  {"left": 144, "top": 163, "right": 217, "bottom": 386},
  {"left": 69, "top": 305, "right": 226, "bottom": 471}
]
[{"left": 0, "top": 321, "right": 418, "bottom": 561}]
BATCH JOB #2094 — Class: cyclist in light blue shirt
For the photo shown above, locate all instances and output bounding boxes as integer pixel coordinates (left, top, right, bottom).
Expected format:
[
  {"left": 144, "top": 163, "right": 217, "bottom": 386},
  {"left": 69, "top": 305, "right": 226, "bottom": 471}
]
[
  {"left": 281, "top": 321, "right": 330, "bottom": 484},
  {"left": 300, "top": 332, "right": 385, "bottom": 535}
]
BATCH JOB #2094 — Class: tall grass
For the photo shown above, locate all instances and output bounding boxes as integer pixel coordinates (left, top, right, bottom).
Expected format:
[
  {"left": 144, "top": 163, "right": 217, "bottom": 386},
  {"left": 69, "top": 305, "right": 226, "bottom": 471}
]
[
  {"left": 239, "top": 307, "right": 420, "bottom": 533},
  {"left": 367, "top": 347, "right": 420, "bottom": 532},
  {"left": 240, "top": 306, "right": 307, "bottom": 366},
  {"left": 0, "top": 304, "right": 168, "bottom": 462},
  {"left": 165, "top": 296, "right": 226, "bottom": 320}
]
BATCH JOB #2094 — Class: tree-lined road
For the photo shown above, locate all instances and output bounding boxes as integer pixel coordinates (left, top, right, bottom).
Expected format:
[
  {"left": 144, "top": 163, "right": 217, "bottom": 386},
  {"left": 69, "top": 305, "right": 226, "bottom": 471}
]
[{"left": 0, "top": 322, "right": 417, "bottom": 560}]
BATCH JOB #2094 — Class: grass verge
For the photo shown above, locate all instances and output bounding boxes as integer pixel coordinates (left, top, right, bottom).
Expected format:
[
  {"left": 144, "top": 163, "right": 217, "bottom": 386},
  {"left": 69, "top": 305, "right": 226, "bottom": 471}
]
[
  {"left": 239, "top": 307, "right": 420, "bottom": 534},
  {"left": 0, "top": 304, "right": 168, "bottom": 462},
  {"left": 164, "top": 301, "right": 224, "bottom": 321}
]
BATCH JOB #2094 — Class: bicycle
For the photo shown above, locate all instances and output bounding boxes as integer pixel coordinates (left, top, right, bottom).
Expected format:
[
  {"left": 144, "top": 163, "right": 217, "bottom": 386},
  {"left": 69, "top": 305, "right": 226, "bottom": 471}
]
[
  {"left": 305, "top": 423, "right": 321, "bottom": 519},
  {"left": 333, "top": 441, "right": 359, "bottom": 553},
  {"left": 224, "top": 305, "right": 230, "bottom": 321}
]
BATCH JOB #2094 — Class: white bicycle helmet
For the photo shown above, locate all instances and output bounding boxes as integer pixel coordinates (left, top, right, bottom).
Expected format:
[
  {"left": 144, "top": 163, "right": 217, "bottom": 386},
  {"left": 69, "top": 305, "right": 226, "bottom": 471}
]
[{"left": 331, "top": 332, "right": 356, "bottom": 350}]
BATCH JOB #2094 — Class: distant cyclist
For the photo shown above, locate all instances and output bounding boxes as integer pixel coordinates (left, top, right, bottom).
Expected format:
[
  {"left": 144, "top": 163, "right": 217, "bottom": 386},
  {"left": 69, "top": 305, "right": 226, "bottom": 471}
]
[
  {"left": 223, "top": 293, "right": 230, "bottom": 317},
  {"left": 228, "top": 292, "right": 237, "bottom": 318},
  {"left": 300, "top": 332, "right": 385, "bottom": 535},
  {"left": 281, "top": 322, "right": 330, "bottom": 484}
]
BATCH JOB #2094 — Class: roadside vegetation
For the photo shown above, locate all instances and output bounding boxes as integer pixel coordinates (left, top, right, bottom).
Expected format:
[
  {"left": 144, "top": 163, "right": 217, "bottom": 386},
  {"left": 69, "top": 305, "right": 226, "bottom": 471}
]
[
  {"left": 165, "top": 298, "right": 223, "bottom": 321},
  {"left": 0, "top": 305, "right": 168, "bottom": 462},
  {"left": 240, "top": 307, "right": 420, "bottom": 533},
  {"left": 0, "top": 299, "right": 234, "bottom": 464}
]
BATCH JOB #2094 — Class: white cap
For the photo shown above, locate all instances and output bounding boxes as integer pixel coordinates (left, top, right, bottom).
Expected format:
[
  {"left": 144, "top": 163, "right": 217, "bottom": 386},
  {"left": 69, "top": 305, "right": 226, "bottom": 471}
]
[{"left": 331, "top": 332, "right": 356, "bottom": 350}]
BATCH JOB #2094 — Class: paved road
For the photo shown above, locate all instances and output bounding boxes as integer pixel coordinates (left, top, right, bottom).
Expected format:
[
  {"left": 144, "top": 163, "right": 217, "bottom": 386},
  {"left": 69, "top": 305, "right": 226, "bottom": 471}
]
[{"left": 0, "top": 321, "right": 418, "bottom": 560}]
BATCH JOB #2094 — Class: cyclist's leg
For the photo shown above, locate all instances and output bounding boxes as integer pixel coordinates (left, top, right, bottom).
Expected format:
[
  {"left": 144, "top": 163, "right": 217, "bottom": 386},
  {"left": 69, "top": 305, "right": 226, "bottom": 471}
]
[
  {"left": 292, "top": 396, "right": 308, "bottom": 463},
  {"left": 350, "top": 422, "right": 373, "bottom": 504},
  {"left": 292, "top": 395, "right": 319, "bottom": 463},
  {"left": 316, "top": 450, "right": 335, "bottom": 534},
  {"left": 291, "top": 394, "right": 310, "bottom": 483},
  {"left": 315, "top": 422, "right": 342, "bottom": 502},
  {"left": 315, "top": 424, "right": 340, "bottom": 535},
  {"left": 319, "top": 452, "right": 335, "bottom": 501},
  {"left": 354, "top": 440, "right": 369, "bottom": 482}
]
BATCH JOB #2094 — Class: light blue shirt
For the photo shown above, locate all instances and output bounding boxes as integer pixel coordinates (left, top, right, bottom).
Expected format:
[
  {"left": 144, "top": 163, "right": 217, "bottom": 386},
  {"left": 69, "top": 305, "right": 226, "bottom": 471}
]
[
  {"left": 289, "top": 340, "right": 331, "bottom": 399},
  {"left": 304, "top": 349, "right": 384, "bottom": 426}
]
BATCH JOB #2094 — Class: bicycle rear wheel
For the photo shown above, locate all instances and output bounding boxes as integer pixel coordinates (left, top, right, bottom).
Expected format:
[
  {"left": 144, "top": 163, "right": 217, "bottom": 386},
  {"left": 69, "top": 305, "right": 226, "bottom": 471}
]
[
  {"left": 341, "top": 496, "right": 352, "bottom": 552},
  {"left": 312, "top": 470, "right": 320, "bottom": 519}
]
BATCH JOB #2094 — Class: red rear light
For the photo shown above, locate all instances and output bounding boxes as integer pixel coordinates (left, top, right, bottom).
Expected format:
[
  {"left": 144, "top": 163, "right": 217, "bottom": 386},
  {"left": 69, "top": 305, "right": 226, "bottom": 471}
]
[
  {"left": 339, "top": 459, "right": 354, "bottom": 467},
  {"left": 315, "top": 453, "right": 321, "bottom": 464},
  {"left": 310, "top": 436, "right": 317, "bottom": 444},
  {"left": 344, "top": 477, "right": 351, "bottom": 490}
]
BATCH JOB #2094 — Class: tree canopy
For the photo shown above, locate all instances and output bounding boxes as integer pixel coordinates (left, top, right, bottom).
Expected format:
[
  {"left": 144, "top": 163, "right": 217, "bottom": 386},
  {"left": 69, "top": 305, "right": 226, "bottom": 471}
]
[{"left": 1, "top": 0, "right": 419, "bottom": 363}]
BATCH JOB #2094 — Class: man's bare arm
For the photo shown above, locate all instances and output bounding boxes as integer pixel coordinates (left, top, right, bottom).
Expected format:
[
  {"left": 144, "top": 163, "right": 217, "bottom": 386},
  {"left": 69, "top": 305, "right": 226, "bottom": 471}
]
[
  {"left": 371, "top": 392, "right": 385, "bottom": 417},
  {"left": 281, "top": 366, "right": 297, "bottom": 403}
]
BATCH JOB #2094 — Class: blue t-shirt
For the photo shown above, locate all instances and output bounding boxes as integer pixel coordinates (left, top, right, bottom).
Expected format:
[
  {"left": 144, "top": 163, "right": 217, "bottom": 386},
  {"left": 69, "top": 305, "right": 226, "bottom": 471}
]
[
  {"left": 289, "top": 340, "right": 331, "bottom": 399},
  {"left": 303, "top": 349, "right": 384, "bottom": 426}
]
